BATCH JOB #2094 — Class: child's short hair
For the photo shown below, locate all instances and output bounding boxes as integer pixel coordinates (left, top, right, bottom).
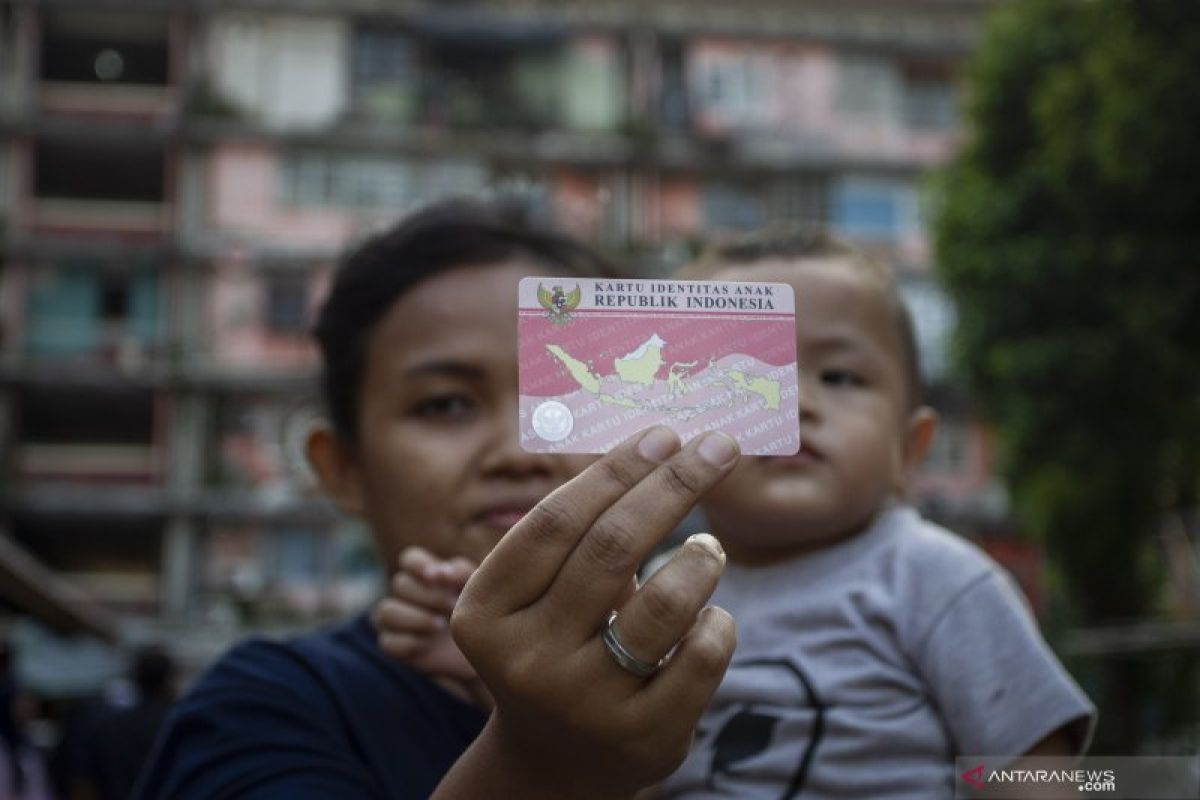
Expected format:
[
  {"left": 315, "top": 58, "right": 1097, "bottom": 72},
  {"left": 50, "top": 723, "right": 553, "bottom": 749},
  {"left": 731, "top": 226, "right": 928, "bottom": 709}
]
[
  {"left": 314, "top": 197, "right": 619, "bottom": 443},
  {"left": 681, "top": 227, "right": 924, "bottom": 410}
]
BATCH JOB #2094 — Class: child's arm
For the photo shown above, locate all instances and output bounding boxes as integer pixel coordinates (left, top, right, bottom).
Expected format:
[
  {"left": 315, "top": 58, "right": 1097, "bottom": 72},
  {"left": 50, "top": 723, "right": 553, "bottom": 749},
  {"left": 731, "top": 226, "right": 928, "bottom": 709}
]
[
  {"left": 917, "top": 566, "right": 1095, "bottom": 759},
  {"left": 1022, "top": 728, "right": 1075, "bottom": 756},
  {"left": 371, "top": 547, "right": 491, "bottom": 708}
]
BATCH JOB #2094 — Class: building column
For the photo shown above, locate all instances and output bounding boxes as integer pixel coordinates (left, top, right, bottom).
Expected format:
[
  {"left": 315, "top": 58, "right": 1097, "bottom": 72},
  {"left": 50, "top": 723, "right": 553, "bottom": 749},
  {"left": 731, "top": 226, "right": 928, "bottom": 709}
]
[
  {"left": 161, "top": 513, "right": 196, "bottom": 623},
  {"left": 161, "top": 388, "right": 207, "bottom": 624}
]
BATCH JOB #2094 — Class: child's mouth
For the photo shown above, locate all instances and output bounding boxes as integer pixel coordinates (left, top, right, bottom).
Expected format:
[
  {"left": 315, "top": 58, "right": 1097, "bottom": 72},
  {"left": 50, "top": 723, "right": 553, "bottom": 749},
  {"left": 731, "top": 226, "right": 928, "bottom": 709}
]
[{"left": 763, "top": 442, "right": 823, "bottom": 467}]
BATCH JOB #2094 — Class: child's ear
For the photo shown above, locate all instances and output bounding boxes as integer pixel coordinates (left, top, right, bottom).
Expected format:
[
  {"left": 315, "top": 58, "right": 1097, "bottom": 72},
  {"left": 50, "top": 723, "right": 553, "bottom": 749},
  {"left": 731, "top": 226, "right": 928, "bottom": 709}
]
[
  {"left": 900, "top": 405, "right": 939, "bottom": 481},
  {"left": 305, "top": 422, "right": 366, "bottom": 516}
]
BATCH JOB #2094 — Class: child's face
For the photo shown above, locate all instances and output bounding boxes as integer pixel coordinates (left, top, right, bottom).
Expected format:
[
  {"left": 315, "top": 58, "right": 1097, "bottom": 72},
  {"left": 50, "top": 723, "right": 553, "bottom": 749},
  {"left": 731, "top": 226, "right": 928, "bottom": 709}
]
[
  {"left": 309, "top": 260, "right": 593, "bottom": 574},
  {"left": 701, "top": 257, "right": 932, "bottom": 564}
]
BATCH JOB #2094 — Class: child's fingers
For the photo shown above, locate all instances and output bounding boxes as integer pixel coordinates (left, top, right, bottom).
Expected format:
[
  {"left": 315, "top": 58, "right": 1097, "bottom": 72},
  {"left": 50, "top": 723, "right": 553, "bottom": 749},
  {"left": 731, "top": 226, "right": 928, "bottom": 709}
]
[
  {"left": 400, "top": 547, "right": 476, "bottom": 589},
  {"left": 378, "top": 631, "right": 430, "bottom": 660},
  {"left": 374, "top": 597, "right": 447, "bottom": 635},
  {"left": 399, "top": 546, "right": 438, "bottom": 579},
  {"left": 432, "top": 557, "right": 476, "bottom": 589},
  {"left": 391, "top": 571, "right": 459, "bottom": 615}
]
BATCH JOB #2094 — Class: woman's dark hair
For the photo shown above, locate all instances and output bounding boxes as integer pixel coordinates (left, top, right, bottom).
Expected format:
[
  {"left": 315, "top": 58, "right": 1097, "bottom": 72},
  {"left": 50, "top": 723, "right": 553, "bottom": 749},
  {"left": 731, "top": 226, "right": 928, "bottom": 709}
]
[{"left": 313, "top": 197, "right": 619, "bottom": 443}]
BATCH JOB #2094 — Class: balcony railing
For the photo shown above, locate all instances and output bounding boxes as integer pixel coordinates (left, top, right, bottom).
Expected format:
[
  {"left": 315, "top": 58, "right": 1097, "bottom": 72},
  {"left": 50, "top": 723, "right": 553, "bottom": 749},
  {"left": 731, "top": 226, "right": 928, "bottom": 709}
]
[
  {"left": 38, "top": 80, "right": 179, "bottom": 120},
  {"left": 28, "top": 197, "right": 172, "bottom": 237},
  {"left": 15, "top": 442, "right": 161, "bottom": 482}
]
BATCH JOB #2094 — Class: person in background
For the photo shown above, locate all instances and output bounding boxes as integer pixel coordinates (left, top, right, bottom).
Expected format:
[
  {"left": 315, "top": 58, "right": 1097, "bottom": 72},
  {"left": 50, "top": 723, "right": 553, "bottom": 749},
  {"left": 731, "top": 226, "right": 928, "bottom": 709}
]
[
  {"left": 73, "top": 646, "right": 178, "bottom": 800},
  {"left": 1, "top": 638, "right": 51, "bottom": 800}
]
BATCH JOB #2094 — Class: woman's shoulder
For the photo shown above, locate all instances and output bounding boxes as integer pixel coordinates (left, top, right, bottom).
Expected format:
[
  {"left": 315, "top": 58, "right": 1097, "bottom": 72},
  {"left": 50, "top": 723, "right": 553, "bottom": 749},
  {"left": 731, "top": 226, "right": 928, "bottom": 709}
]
[
  {"left": 191, "top": 613, "right": 379, "bottom": 700},
  {"left": 133, "top": 614, "right": 454, "bottom": 800}
]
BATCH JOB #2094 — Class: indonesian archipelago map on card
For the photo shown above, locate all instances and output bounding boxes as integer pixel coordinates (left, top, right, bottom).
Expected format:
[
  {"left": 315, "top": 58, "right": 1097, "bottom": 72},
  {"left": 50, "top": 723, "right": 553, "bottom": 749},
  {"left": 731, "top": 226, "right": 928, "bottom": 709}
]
[{"left": 518, "top": 276, "right": 800, "bottom": 455}]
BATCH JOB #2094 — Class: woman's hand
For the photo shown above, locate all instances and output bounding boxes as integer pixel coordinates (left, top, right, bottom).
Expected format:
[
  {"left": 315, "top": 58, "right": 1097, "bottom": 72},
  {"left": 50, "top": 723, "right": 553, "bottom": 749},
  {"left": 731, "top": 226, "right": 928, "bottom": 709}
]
[{"left": 436, "top": 426, "right": 740, "bottom": 800}]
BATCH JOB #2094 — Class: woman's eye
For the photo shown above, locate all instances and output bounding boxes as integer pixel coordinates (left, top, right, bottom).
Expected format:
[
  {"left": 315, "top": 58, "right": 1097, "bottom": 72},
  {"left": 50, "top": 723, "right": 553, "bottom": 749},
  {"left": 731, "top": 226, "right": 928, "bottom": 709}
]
[
  {"left": 820, "top": 368, "right": 865, "bottom": 388},
  {"left": 413, "top": 394, "right": 475, "bottom": 418}
]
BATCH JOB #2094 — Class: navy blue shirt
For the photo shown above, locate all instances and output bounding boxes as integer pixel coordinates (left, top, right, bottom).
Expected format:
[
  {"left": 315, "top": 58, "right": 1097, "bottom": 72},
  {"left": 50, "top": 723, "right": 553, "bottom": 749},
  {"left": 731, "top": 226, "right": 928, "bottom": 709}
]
[{"left": 134, "top": 614, "right": 487, "bottom": 799}]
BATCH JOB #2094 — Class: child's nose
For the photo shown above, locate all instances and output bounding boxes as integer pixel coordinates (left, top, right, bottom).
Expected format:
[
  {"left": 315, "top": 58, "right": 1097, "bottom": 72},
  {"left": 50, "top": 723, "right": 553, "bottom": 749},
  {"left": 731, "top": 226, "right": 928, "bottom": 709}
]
[{"left": 796, "top": 374, "right": 822, "bottom": 420}]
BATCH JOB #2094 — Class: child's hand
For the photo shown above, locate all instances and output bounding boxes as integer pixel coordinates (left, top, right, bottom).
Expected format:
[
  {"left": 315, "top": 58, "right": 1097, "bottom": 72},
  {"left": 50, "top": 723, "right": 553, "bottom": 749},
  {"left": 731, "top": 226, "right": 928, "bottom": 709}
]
[{"left": 372, "top": 547, "right": 489, "bottom": 706}]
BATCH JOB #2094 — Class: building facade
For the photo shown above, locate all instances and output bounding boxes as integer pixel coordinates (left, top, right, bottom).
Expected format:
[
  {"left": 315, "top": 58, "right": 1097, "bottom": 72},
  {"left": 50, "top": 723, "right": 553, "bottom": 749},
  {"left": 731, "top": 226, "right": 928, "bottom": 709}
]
[{"left": 0, "top": 0, "right": 1006, "bottom": 645}]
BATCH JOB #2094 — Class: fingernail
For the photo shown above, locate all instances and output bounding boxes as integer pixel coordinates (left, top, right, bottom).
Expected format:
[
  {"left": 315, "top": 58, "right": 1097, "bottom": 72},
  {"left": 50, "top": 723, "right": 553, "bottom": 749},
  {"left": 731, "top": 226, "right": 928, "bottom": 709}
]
[
  {"left": 638, "top": 426, "right": 680, "bottom": 463},
  {"left": 697, "top": 432, "right": 738, "bottom": 467},
  {"left": 686, "top": 532, "right": 726, "bottom": 565}
]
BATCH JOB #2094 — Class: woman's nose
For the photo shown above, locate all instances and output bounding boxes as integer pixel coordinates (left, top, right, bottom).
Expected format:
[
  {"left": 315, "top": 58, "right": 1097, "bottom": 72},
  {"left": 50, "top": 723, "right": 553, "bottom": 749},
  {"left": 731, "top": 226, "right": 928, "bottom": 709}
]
[{"left": 480, "top": 401, "right": 557, "bottom": 478}]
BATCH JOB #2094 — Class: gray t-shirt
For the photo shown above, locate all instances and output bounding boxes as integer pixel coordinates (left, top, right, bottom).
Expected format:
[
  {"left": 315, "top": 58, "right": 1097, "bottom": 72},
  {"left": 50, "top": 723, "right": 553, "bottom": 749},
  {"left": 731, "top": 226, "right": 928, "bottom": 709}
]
[{"left": 659, "top": 505, "right": 1095, "bottom": 799}]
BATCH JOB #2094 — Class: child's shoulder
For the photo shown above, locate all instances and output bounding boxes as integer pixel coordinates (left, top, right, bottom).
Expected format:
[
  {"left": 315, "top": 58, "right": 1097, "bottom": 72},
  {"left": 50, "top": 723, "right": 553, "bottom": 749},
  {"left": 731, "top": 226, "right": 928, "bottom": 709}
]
[
  {"left": 883, "top": 507, "right": 1011, "bottom": 614},
  {"left": 890, "top": 508, "right": 996, "bottom": 575}
]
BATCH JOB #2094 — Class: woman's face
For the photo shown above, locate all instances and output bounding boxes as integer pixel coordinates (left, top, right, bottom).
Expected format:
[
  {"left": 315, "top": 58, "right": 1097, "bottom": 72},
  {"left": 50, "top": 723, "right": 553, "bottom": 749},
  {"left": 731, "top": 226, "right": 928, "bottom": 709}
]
[{"left": 324, "top": 260, "right": 593, "bottom": 572}]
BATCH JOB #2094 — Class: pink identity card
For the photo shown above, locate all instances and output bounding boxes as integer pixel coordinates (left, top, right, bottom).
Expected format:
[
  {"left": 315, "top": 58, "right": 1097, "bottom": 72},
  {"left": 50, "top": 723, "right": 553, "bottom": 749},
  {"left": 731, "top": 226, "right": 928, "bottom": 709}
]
[{"left": 518, "top": 276, "right": 799, "bottom": 455}]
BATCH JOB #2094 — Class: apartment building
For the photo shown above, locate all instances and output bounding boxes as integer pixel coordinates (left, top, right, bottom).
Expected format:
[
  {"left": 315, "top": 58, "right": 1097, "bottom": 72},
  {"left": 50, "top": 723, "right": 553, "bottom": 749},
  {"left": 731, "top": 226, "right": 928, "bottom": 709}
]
[{"left": 0, "top": 0, "right": 1008, "bottom": 646}]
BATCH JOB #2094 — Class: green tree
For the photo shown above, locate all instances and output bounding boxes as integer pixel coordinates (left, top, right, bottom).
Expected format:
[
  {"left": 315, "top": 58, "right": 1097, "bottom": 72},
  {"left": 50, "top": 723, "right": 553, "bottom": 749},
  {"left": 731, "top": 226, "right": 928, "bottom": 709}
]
[{"left": 935, "top": 0, "right": 1200, "bottom": 752}]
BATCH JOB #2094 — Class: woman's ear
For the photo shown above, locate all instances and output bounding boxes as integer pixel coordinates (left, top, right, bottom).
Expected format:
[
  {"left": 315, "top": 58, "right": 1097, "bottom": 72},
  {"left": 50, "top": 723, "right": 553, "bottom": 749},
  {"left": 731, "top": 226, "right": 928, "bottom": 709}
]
[
  {"left": 898, "top": 405, "right": 938, "bottom": 489},
  {"left": 305, "top": 422, "right": 366, "bottom": 517}
]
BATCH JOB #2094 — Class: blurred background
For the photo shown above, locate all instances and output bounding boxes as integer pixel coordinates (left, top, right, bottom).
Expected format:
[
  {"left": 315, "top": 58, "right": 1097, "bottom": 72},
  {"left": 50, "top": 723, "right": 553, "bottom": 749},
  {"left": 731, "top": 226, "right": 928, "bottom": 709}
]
[{"left": 0, "top": 0, "right": 1195, "bottom": 795}]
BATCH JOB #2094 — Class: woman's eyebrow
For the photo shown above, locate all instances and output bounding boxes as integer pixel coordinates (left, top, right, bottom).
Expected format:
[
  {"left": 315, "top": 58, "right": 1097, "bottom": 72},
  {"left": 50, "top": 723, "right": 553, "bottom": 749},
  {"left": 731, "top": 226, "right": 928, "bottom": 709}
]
[{"left": 401, "top": 359, "right": 487, "bottom": 381}]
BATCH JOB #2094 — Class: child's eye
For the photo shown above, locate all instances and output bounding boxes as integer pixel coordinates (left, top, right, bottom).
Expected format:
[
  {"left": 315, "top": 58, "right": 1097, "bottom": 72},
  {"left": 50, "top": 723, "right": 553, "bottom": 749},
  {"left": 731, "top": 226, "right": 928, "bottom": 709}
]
[
  {"left": 820, "top": 368, "right": 866, "bottom": 388},
  {"left": 413, "top": 394, "right": 476, "bottom": 419}
]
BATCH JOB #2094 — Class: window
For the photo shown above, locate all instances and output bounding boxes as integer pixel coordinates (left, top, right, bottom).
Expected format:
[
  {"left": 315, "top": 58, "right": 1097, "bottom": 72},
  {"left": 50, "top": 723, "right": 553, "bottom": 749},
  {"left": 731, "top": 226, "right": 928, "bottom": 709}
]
[
  {"left": 40, "top": 13, "right": 169, "bottom": 85},
  {"left": 100, "top": 276, "right": 130, "bottom": 321},
  {"left": 270, "top": 529, "right": 324, "bottom": 585},
  {"left": 264, "top": 275, "right": 308, "bottom": 334},
  {"left": 26, "top": 265, "right": 159, "bottom": 358},
  {"left": 767, "top": 178, "right": 826, "bottom": 227},
  {"left": 279, "top": 153, "right": 487, "bottom": 213},
  {"left": 329, "top": 158, "right": 413, "bottom": 209},
  {"left": 898, "top": 277, "right": 955, "bottom": 381},
  {"left": 351, "top": 26, "right": 417, "bottom": 120},
  {"left": 832, "top": 177, "right": 919, "bottom": 241},
  {"left": 903, "top": 78, "right": 957, "bottom": 130},
  {"left": 491, "top": 171, "right": 554, "bottom": 225},
  {"left": 692, "top": 52, "right": 772, "bottom": 131},
  {"left": 703, "top": 181, "right": 766, "bottom": 232},
  {"left": 836, "top": 54, "right": 900, "bottom": 124},
  {"left": 922, "top": 419, "right": 971, "bottom": 475},
  {"left": 19, "top": 384, "right": 154, "bottom": 444},
  {"left": 35, "top": 140, "right": 165, "bottom": 202},
  {"left": 659, "top": 39, "right": 690, "bottom": 132}
]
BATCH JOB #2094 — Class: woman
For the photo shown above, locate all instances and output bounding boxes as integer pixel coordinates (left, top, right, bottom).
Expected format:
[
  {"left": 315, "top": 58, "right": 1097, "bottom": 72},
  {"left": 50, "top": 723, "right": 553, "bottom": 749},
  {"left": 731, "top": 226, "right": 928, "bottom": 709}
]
[{"left": 134, "top": 199, "right": 740, "bottom": 799}]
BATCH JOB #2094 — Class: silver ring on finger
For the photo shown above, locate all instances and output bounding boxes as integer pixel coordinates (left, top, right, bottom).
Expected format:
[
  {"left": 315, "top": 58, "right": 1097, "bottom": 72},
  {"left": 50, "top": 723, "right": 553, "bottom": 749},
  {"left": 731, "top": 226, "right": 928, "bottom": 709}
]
[{"left": 600, "top": 611, "right": 664, "bottom": 679}]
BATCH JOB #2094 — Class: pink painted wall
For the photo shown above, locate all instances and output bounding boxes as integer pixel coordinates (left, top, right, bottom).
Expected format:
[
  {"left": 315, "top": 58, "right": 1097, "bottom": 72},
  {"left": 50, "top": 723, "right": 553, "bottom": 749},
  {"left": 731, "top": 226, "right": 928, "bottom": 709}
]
[
  {"left": 207, "top": 258, "right": 327, "bottom": 368},
  {"left": 552, "top": 170, "right": 608, "bottom": 240},
  {"left": 686, "top": 38, "right": 960, "bottom": 167},
  {"left": 654, "top": 177, "right": 701, "bottom": 238},
  {"left": 208, "top": 143, "right": 356, "bottom": 246}
]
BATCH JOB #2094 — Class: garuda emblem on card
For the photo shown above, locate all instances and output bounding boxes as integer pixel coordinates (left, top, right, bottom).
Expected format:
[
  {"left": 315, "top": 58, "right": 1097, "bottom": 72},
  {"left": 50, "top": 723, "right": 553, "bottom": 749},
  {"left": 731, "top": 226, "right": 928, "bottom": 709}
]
[{"left": 538, "top": 283, "right": 581, "bottom": 325}]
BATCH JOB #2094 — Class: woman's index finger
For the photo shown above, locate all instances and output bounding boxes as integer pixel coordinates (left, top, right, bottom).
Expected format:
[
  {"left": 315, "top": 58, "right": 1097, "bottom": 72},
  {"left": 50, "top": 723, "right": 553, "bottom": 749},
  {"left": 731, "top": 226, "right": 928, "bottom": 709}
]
[{"left": 460, "top": 427, "right": 682, "bottom": 619}]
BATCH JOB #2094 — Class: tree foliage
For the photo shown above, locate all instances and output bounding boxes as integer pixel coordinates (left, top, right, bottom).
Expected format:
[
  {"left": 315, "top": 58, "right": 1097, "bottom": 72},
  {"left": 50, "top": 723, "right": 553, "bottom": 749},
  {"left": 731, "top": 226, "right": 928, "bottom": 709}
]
[{"left": 936, "top": 0, "right": 1200, "bottom": 628}]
